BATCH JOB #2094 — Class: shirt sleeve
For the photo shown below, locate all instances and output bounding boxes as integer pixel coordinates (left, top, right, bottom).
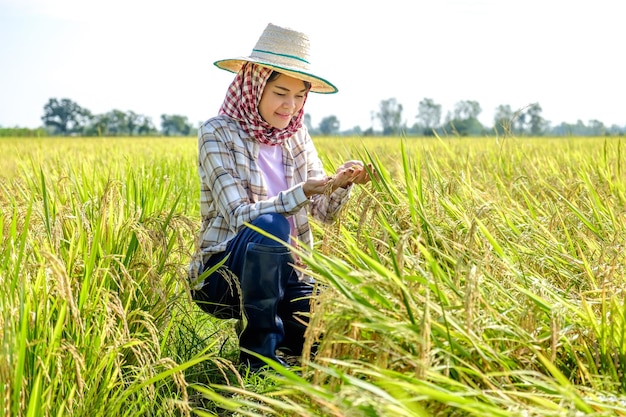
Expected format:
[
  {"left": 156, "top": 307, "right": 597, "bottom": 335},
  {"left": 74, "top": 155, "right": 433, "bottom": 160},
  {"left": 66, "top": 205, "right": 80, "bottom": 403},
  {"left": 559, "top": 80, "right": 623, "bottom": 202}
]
[{"left": 299, "top": 131, "right": 353, "bottom": 224}]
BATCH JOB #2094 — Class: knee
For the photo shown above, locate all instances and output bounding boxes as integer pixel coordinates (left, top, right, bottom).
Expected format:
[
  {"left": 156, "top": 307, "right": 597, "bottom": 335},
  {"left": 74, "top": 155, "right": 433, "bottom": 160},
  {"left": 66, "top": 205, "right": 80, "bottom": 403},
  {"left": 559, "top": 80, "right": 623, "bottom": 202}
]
[{"left": 249, "top": 213, "right": 291, "bottom": 243}]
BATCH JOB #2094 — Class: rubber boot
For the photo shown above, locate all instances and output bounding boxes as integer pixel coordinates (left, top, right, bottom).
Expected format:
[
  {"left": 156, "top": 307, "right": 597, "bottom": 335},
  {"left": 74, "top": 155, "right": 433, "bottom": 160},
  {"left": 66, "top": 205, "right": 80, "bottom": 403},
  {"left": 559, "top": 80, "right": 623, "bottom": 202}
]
[
  {"left": 277, "top": 277, "right": 315, "bottom": 356},
  {"left": 278, "top": 281, "right": 319, "bottom": 359},
  {"left": 279, "top": 317, "right": 307, "bottom": 355},
  {"left": 239, "top": 242, "right": 292, "bottom": 371}
]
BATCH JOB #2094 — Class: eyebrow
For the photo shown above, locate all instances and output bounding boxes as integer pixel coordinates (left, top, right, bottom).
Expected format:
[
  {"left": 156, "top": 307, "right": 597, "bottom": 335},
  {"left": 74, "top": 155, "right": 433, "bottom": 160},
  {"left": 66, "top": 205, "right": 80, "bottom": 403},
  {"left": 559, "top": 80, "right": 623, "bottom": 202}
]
[{"left": 274, "top": 85, "right": 308, "bottom": 94}]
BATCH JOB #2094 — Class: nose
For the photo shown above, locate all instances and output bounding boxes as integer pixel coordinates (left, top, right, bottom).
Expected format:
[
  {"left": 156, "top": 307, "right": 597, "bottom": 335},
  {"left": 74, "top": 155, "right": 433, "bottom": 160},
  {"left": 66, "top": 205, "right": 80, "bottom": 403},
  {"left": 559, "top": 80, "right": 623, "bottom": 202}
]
[{"left": 282, "top": 96, "right": 296, "bottom": 110}]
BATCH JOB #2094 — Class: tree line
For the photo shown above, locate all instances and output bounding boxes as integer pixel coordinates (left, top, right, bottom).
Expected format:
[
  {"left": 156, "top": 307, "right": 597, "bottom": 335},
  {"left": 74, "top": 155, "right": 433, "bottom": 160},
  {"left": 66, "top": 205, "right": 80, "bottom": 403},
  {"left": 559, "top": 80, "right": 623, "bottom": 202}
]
[
  {"left": 0, "top": 98, "right": 197, "bottom": 138},
  {"left": 311, "top": 98, "right": 626, "bottom": 137},
  {"left": 1, "top": 97, "right": 625, "bottom": 138}
]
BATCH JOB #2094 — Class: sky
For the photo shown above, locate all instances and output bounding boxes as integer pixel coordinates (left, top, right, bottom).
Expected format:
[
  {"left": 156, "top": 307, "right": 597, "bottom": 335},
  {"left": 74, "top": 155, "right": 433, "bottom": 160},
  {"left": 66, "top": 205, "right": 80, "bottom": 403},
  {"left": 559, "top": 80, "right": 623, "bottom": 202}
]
[{"left": 1, "top": 0, "right": 624, "bottom": 131}]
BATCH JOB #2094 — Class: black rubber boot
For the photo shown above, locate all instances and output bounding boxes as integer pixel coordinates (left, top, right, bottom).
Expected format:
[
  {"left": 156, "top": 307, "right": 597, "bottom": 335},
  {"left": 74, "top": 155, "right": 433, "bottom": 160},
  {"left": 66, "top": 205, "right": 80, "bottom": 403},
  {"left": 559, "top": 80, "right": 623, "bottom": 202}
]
[
  {"left": 277, "top": 276, "right": 319, "bottom": 359},
  {"left": 277, "top": 280, "right": 313, "bottom": 355},
  {"left": 279, "top": 317, "right": 307, "bottom": 355},
  {"left": 239, "top": 243, "right": 292, "bottom": 371}
]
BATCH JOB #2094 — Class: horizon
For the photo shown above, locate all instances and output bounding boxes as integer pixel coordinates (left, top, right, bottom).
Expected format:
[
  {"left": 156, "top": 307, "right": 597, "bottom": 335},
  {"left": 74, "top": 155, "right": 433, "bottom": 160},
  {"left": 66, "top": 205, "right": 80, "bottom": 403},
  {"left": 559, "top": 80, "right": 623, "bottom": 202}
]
[{"left": 3, "top": 95, "right": 623, "bottom": 133}]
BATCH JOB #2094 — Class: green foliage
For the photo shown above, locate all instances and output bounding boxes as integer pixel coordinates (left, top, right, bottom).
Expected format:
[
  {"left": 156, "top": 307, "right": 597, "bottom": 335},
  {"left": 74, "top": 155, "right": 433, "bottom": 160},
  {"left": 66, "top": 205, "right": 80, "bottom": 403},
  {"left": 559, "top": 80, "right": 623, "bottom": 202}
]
[
  {"left": 85, "top": 109, "right": 158, "bottom": 136},
  {"left": 41, "top": 97, "right": 92, "bottom": 135},
  {"left": 0, "top": 137, "right": 222, "bottom": 416},
  {"left": 1, "top": 136, "right": 626, "bottom": 416},
  {"left": 36, "top": 98, "right": 188, "bottom": 137},
  {"left": 160, "top": 114, "right": 195, "bottom": 136},
  {"left": 0, "top": 127, "right": 48, "bottom": 137},
  {"left": 376, "top": 98, "right": 404, "bottom": 136},
  {"left": 318, "top": 115, "right": 340, "bottom": 136},
  {"left": 416, "top": 98, "right": 442, "bottom": 136}
]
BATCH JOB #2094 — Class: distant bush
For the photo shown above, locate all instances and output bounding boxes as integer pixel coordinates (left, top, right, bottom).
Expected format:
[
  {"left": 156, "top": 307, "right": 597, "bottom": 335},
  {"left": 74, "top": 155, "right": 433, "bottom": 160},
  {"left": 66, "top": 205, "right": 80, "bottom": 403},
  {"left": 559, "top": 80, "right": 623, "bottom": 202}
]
[{"left": 0, "top": 127, "right": 48, "bottom": 137}]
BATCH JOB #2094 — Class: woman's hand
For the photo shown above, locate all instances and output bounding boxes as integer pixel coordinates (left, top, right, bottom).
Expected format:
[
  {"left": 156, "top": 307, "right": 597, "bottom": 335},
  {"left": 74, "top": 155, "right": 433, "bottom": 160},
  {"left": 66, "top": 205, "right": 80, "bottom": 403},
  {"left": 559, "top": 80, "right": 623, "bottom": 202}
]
[
  {"left": 333, "top": 160, "right": 374, "bottom": 188},
  {"left": 302, "top": 160, "right": 375, "bottom": 197},
  {"left": 302, "top": 176, "right": 332, "bottom": 198}
]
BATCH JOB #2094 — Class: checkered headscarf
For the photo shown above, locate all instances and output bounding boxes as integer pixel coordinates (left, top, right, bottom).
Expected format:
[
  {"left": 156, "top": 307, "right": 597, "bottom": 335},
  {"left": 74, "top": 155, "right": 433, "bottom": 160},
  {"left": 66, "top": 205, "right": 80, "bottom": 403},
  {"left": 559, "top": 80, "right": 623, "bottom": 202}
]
[{"left": 218, "top": 62, "right": 308, "bottom": 146}]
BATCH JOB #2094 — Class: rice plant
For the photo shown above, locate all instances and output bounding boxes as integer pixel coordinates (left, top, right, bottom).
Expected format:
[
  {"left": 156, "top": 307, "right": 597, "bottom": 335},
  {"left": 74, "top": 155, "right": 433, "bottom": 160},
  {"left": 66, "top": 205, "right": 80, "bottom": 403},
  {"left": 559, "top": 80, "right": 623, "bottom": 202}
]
[{"left": 1, "top": 135, "right": 625, "bottom": 416}]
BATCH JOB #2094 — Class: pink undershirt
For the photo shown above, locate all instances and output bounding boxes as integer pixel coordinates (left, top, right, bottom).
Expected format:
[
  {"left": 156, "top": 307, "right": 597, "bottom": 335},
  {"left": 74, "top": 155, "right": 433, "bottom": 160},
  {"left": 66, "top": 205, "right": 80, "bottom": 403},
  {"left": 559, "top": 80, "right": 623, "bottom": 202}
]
[{"left": 257, "top": 144, "right": 296, "bottom": 243}]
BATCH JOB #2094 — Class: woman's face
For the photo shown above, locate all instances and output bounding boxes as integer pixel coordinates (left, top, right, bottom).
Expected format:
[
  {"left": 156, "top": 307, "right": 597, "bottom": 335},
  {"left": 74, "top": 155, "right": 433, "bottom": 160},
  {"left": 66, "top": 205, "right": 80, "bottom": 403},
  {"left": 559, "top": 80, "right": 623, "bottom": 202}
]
[{"left": 258, "top": 73, "right": 307, "bottom": 129}]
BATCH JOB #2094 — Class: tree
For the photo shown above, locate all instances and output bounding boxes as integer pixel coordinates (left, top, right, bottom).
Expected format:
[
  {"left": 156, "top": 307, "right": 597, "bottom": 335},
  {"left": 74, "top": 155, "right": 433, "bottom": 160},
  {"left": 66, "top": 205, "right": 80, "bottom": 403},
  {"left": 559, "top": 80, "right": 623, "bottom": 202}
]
[
  {"left": 41, "top": 98, "right": 92, "bottom": 135},
  {"left": 160, "top": 114, "right": 194, "bottom": 136},
  {"left": 376, "top": 98, "right": 403, "bottom": 136},
  {"left": 493, "top": 104, "right": 514, "bottom": 135},
  {"left": 318, "top": 115, "right": 340, "bottom": 136},
  {"left": 85, "top": 113, "right": 110, "bottom": 136},
  {"left": 587, "top": 119, "right": 606, "bottom": 136},
  {"left": 505, "top": 103, "right": 545, "bottom": 136},
  {"left": 125, "top": 111, "right": 142, "bottom": 135},
  {"left": 104, "top": 109, "right": 129, "bottom": 135},
  {"left": 453, "top": 100, "right": 481, "bottom": 120},
  {"left": 607, "top": 124, "right": 626, "bottom": 136},
  {"left": 136, "top": 115, "right": 158, "bottom": 136},
  {"left": 416, "top": 98, "right": 441, "bottom": 136},
  {"left": 303, "top": 113, "right": 314, "bottom": 132},
  {"left": 444, "top": 100, "right": 483, "bottom": 136},
  {"left": 525, "top": 103, "right": 547, "bottom": 136},
  {"left": 87, "top": 110, "right": 157, "bottom": 136}
]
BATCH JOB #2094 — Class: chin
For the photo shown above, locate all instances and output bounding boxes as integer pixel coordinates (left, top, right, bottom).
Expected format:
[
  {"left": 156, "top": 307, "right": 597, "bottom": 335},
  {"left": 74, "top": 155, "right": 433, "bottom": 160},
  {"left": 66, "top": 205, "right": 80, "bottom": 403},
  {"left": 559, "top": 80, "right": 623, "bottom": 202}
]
[{"left": 273, "top": 121, "right": 290, "bottom": 129}]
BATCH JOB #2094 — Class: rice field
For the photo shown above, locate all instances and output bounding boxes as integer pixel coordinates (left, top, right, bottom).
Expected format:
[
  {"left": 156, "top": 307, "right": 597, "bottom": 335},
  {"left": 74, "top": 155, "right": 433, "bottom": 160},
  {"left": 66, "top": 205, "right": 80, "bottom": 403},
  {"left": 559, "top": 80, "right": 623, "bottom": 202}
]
[{"left": 1, "top": 135, "right": 625, "bottom": 416}]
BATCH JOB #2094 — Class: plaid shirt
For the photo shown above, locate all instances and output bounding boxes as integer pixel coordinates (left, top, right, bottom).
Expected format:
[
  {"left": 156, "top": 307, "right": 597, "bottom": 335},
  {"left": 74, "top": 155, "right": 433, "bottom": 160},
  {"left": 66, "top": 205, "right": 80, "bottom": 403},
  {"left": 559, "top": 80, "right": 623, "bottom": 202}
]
[{"left": 190, "top": 115, "right": 351, "bottom": 277}]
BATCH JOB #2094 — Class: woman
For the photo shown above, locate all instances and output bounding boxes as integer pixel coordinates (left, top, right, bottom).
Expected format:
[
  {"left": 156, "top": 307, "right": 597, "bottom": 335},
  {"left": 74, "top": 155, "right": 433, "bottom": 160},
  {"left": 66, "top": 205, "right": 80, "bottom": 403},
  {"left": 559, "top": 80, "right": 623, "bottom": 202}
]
[{"left": 189, "top": 23, "right": 372, "bottom": 370}]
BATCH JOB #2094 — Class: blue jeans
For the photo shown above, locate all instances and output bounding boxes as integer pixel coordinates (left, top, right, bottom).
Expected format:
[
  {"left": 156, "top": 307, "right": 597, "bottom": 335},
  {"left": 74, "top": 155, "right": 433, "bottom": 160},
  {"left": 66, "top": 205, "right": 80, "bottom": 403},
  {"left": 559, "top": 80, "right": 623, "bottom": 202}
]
[{"left": 192, "top": 213, "right": 313, "bottom": 353}]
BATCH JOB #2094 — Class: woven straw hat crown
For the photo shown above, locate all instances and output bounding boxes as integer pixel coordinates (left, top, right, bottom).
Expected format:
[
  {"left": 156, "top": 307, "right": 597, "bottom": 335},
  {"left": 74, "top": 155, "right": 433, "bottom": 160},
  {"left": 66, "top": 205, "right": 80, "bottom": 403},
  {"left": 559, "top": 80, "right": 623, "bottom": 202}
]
[{"left": 214, "top": 23, "right": 337, "bottom": 94}]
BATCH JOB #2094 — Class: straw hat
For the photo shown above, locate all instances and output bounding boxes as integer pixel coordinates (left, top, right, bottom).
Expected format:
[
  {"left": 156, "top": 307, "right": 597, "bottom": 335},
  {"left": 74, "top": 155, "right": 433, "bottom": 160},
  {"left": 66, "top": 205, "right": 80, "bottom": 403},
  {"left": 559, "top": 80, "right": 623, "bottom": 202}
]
[{"left": 214, "top": 23, "right": 338, "bottom": 94}]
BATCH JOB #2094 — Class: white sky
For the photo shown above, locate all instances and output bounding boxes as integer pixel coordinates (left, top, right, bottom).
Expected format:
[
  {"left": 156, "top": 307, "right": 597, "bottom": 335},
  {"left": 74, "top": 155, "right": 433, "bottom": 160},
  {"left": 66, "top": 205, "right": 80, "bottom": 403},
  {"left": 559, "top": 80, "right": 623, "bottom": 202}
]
[{"left": 0, "top": 0, "right": 623, "bottom": 131}]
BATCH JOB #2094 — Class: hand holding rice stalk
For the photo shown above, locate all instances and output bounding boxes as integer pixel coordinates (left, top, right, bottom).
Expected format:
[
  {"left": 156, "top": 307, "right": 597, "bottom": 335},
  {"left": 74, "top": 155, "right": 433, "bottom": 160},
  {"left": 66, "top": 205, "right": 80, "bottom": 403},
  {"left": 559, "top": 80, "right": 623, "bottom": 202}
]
[
  {"left": 304, "top": 160, "right": 375, "bottom": 197},
  {"left": 327, "top": 160, "right": 374, "bottom": 191}
]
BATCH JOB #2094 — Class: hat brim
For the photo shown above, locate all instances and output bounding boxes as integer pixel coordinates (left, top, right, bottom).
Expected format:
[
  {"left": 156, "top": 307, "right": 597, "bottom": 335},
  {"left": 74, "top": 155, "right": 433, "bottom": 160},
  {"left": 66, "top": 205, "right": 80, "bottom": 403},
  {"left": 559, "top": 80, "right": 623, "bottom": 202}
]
[{"left": 214, "top": 58, "right": 338, "bottom": 94}]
